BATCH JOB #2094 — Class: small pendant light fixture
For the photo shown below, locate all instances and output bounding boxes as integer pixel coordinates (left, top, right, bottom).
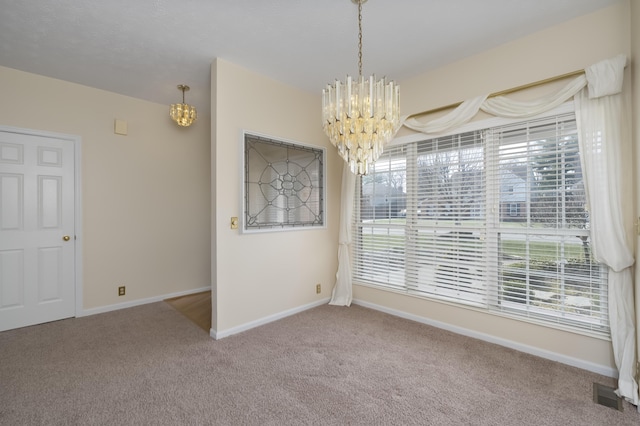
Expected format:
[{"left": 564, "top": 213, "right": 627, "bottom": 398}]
[
  {"left": 170, "top": 84, "right": 197, "bottom": 127},
  {"left": 322, "top": 0, "right": 401, "bottom": 175}
]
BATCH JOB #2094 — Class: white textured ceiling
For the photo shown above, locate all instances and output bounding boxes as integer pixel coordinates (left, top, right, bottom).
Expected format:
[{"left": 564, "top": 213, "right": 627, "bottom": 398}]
[{"left": 0, "top": 0, "right": 621, "bottom": 115}]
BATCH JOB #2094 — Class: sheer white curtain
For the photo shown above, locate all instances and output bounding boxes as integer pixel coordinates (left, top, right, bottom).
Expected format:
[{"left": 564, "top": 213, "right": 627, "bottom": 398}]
[
  {"left": 330, "top": 162, "right": 356, "bottom": 306},
  {"left": 331, "top": 54, "right": 637, "bottom": 405},
  {"left": 574, "top": 54, "right": 638, "bottom": 405},
  {"left": 402, "top": 73, "right": 587, "bottom": 135}
]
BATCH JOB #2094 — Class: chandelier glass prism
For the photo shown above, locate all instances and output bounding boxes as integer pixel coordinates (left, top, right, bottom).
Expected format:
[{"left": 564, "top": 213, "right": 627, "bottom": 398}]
[{"left": 322, "top": 0, "right": 400, "bottom": 175}]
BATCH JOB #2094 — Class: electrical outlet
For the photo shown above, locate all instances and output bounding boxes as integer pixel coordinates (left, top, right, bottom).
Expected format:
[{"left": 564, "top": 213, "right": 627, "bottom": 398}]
[
  {"left": 316, "top": 283, "right": 321, "bottom": 294},
  {"left": 118, "top": 286, "right": 126, "bottom": 296}
]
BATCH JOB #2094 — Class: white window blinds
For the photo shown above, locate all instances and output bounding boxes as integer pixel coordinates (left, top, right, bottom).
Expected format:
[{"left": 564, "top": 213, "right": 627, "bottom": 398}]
[{"left": 353, "top": 112, "right": 609, "bottom": 336}]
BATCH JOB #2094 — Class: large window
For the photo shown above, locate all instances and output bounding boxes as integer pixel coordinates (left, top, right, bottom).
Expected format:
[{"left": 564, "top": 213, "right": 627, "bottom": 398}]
[{"left": 353, "top": 113, "right": 609, "bottom": 336}]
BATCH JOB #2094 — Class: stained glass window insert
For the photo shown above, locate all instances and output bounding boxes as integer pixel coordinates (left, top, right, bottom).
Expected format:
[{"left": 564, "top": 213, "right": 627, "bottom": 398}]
[{"left": 244, "top": 133, "right": 325, "bottom": 231}]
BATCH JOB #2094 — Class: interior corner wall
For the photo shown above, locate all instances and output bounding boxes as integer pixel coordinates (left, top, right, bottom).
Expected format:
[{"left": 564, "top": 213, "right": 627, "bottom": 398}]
[
  {"left": 211, "top": 59, "right": 340, "bottom": 334},
  {"left": 0, "top": 66, "right": 212, "bottom": 310},
  {"left": 354, "top": 0, "right": 632, "bottom": 373}
]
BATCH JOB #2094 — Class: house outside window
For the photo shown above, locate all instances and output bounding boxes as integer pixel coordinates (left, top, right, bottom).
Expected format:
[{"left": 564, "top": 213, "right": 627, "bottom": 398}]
[{"left": 353, "top": 112, "right": 608, "bottom": 336}]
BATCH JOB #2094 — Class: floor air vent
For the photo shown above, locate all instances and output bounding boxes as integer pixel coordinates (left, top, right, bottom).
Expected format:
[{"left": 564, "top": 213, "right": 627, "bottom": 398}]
[{"left": 593, "top": 383, "right": 623, "bottom": 411}]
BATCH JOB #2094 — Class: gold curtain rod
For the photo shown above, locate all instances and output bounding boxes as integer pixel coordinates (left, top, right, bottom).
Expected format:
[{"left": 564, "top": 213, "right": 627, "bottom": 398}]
[{"left": 407, "top": 69, "right": 585, "bottom": 118}]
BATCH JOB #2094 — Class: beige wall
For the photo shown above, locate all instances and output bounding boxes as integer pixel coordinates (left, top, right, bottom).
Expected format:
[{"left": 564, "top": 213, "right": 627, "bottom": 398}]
[
  {"left": 355, "top": 0, "right": 633, "bottom": 373},
  {"left": 0, "top": 66, "right": 212, "bottom": 309},
  {"left": 211, "top": 59, "right": 340, "bottom": 333},
  {"left": 401, "top": 1, "right": 630, "bottom": 117}
]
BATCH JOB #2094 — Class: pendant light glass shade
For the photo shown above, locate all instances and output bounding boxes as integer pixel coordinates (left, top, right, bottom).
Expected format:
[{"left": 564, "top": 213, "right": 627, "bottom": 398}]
[{"left": 170, "top": 84, "right": 197, "bottom": 127}]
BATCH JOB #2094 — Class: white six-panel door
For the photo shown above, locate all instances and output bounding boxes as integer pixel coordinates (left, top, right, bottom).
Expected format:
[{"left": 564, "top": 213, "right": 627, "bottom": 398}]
[{"left": 0, "top": 130, "right": 76, "bottom": 332}]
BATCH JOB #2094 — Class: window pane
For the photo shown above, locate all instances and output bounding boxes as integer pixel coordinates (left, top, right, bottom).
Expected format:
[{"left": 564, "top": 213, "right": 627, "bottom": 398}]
[
  {"left": 417, "top": 132, "right": 485, "bottom": 222},
  {"left": 492, "top": 115, "right": 607, "bottom": 333},
  {"left": 499, "top": 233, "right": 607, "bottom": 330},
  {"left": 353, "top": 146, "right": 407, "bottom": 290},
  {"left": 360, "top": 150, "right": 407, "bottom": 222},
  {"left": 408, "top": 229, "right": 486, "bottom": 306},
  {"left": 353, "top": 225, "right": 406, "bottom": 289}
]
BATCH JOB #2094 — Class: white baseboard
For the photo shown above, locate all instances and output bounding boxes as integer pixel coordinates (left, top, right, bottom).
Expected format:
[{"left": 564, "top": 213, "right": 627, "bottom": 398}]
[
  {"left": 78, "top": 286, "right": 212, "bottom": 317},
  {"left": 352, "top": 298, "right": 618, "bottom": 379},
  {"left": 211, "top": 297, "right": 331, "bottom": 340}
]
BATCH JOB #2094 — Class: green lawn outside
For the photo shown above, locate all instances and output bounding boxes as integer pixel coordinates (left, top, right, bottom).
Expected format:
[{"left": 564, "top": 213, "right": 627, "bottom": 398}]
[
  {"left": 358, "top": 230, "right": 587, "bottom": 262},
  {"left": 500, "top": 239, "right": 588, "bottom": 262},
  {"left": 361, "top": 215, "right": 589, "bottom": 258}
]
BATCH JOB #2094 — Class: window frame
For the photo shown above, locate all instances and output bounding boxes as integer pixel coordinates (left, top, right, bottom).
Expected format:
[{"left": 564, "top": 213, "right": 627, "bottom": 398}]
[
  {"left": 352, "top": 103, "right": 609, "bottom": 338},
  {"left": 241, "top": 131, "right": 326, "bottom": 233}
]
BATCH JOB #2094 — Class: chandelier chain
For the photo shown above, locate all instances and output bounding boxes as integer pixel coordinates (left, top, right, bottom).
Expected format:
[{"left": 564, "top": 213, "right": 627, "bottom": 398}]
[{"left": 357, "top": 0, "right": 363, "bottom": 77}]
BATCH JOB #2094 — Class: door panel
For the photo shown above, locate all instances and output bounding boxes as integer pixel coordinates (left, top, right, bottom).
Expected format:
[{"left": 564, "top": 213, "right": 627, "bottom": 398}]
[
  {"left": 0, "top": 249, "right": 23, "bottom": 307},
  {"left": 0, "top": 131, "right": 75, "bottom": 332}
]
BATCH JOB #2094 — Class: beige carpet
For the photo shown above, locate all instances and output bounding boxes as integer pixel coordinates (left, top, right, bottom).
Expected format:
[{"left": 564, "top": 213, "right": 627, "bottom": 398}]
[{"left": 0, "top": 302, "right": 638, "bottom": 425}]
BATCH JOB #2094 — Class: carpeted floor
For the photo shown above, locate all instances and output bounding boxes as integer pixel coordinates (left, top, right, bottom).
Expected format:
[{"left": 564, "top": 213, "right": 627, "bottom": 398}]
[{"left": 0, "top": 302, "right": 638, "bottom": 425}]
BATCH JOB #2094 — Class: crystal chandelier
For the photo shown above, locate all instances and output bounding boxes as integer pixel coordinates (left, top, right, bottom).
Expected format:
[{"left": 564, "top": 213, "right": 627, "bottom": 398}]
[
  {"left": 170, "top": 84, "right": 197, "bottom": 127},
  {"left": 322, "top": 0, "right": 400, "bottom": 175}
]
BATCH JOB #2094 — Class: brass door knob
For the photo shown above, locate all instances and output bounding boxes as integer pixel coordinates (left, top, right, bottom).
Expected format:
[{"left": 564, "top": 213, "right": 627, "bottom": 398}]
[{"left": 62, "top": 235, "right": 71, "bottom": 241}]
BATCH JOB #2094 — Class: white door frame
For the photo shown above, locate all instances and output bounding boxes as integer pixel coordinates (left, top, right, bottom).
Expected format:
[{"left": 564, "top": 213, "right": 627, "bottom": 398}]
[{"left": 0, "top": 124, "right": 83, "bottom": 318}]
